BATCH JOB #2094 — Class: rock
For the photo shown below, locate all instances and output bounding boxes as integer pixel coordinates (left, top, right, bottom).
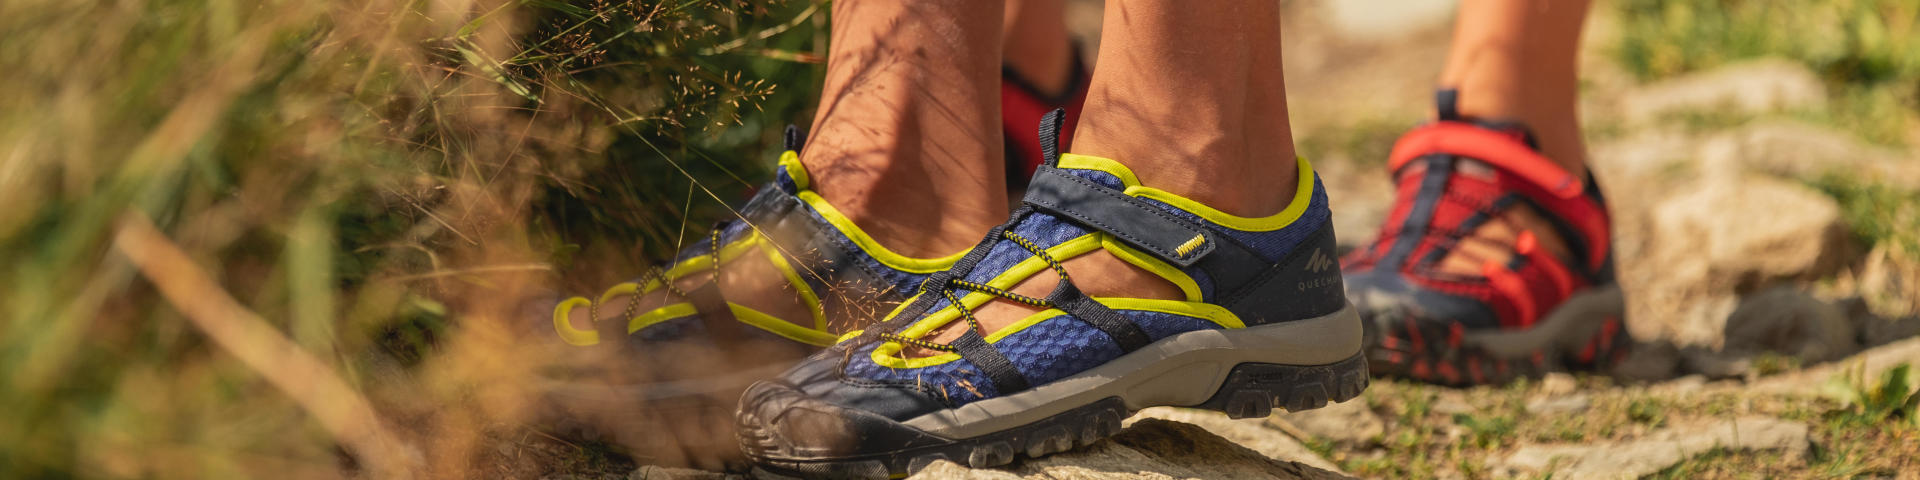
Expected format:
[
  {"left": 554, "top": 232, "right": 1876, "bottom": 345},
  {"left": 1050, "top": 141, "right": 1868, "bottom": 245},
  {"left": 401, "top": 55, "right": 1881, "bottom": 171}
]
[
  {"left": 908, "top": 419, "right": 1353, "bottom": 480},
  {"left": 1638, "top": 172, "right": 1846, "bottom": 347},
  {"left": 1136, "top": 407, "right": 1347, "bottom": 474},
  {"left": 1723, "top": 287, "right": 1859, "bottom": 363},
  {"left": 1525, "top": 394, "right": 1592, "bottom": 415},
  {"left": 629, "top": 466, "right": 727, "bottom": 480},
  {"left": 1727, "top": 122, "right": 1920, "bottom": 189},
  {"left": 1497, "top": 416, "right": 1809, "bottom": 480},
  {"left": 1538, "top": 373, "right": 1579, "bottom": 396},
  {"left": 1271, "top": 398, "right": 1385, "bottom": 447},
  {"left": 1754, "top": 336, "right": 1920, "bottom": 396},
  {"left": 1652, "top": 174, "right": 1843, "bottom": 286},
  {"left": 1622, "top": 58, "right": 1827, "bottom": 124},
  {"left": 1846, "top": 295, "right": 1920, "bottom": 348},
  {"left": 1679, "top": 345, "right": 1755, "bottom": 379},
  {"left": 1610, "top": 340, "right": 1682, "bottom": 382}
]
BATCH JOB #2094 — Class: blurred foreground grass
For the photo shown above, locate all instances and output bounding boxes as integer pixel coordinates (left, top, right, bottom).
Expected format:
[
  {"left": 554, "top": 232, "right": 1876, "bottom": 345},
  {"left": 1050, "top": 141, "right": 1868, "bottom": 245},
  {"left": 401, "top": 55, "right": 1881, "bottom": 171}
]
[{"left": 0, "top": 0, "right": 820, "bottom": 477}]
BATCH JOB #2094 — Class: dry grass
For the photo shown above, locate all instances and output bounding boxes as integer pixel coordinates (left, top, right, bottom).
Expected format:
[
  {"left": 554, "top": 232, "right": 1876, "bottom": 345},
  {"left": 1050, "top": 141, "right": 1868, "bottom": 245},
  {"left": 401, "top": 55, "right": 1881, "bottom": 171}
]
[{"left": 0, "top": 0, "right": 821, "bottom": 477}]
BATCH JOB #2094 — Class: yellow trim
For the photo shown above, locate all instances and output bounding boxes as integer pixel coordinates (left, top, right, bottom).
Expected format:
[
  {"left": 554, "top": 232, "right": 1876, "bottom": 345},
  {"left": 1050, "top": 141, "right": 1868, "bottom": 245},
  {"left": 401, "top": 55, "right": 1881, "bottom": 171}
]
[
  {"left": 778, "top": 150, "right": 810, "bottom": 189},
  {"left": 629, "top": 303, "right": 698, "bottom": 333},
  {"left": 557, "top": 229, "right": 841, "bottom": 347},
  {"left": 1055, "top": 154, "right": 1319, "bottom": 232},
  {"left": 733, "top": 304, "right": 839, "bottom": 346},
  {"left": 595, "top": 281, "right": 643, "bottom": 305},
  {"left": 758, "top": 235, "right": 828, "bottom": 330},
  {"left": 894, "top": 234, "right": 1104, "bottom": 339},
  {"left": 552, "top": 297, "right": 599, "bottom": 346},
  {"left": 1104, "top": 297, "right": 1244, "bottom": 329},
  {"left": 869, "top": 234, "right": 1104, "bottom": 367},
  {"left": 796, "top": 191, "right": 964, "bottom": 274},
  {"left": 1100, "top": 236, "right": 1203, "bottom": 302},
  {"left": 872, "top": 297, "right": 1245, "bottom": 368}
]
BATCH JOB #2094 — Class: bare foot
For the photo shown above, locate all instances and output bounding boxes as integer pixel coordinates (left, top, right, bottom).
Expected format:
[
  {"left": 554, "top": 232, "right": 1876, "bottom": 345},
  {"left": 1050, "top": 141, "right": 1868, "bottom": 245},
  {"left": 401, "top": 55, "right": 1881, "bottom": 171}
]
[{"left": 1426, "top": 159, "right": 1577, "bottom": 276}]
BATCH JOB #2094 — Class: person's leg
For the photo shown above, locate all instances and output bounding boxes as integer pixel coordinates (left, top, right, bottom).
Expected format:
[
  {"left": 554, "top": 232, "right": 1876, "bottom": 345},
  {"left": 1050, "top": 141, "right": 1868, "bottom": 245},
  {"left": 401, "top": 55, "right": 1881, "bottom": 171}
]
[
  {"left": 564, "top": 0, "right": 1006, "bottom": 332},
  {"left": 922, "top": 0, "right": 1298, "bottom": 346},
  {"left": 1000, "top": 0, "right": 1093, "bottom": 195},
  {"left": 1439, "top": 0, "right": 1591, "bottom": 176},
  {"left": 1002, "top": 0, "right": 1075, "bottom": 95},
  {"left": 738, "top": 3, "right": 1364, "bottom": 472},
  {"left": 805, "top": 0, "right": 1009, "bottom": 259},
  {"left": 1432, "top": 0, "right": 1591, "bottom": 276},
  {"left": 1345, "top": 0, "right": 1625, "bottom": 385},
  {"left": 1071, "top": 1, "right": 1297, "bottom": 217}
]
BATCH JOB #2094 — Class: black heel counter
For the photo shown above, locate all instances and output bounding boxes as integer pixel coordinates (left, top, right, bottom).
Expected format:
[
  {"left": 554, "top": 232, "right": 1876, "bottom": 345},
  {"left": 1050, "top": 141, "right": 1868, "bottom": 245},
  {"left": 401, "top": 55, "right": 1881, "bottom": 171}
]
[{"left": 1222, "top": 223, "right": 1346, "bottom": 326}]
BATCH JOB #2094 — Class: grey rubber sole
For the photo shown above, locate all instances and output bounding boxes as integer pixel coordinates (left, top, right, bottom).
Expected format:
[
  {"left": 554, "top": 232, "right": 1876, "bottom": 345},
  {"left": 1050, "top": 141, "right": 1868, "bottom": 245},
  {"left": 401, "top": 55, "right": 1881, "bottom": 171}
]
[{"left": 741, "top": 304, "right": 1369, "bottom": 478}]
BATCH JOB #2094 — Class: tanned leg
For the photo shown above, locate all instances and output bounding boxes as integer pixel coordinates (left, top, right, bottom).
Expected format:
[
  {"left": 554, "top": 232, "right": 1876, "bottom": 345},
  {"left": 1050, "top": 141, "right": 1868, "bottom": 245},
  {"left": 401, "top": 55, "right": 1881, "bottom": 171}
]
[
  {"left": 567, "top": 0, "right": 1007, "bottom": 332},
  {"left": 1433, "top": 0, "right": 1592, "bottom": 275},
  {"left": 1072, "top": 1, "right": 1298, "bottom": 216},
  {"left": 923, "top": 0, "right": 1295, "bottom": 346},
  {"left": 805, "top": 0, "right": 1009, "bottom": 259},
  {"left": 1439, "top": 0, "right": 1591, "bottom": 175},
  {"left": 1002, "top": 0, "right": 1075, "bottom": 95}
]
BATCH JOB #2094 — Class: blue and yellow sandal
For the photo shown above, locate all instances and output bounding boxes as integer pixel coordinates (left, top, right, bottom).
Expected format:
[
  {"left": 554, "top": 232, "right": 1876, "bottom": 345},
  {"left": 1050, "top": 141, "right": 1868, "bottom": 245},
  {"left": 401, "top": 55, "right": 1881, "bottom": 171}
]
[
  {"left": 735, "top": 112, "right": 1369, "bottom": 478},
  {"left": 541, "top": 127, "right": 962, "bottom": 467}
]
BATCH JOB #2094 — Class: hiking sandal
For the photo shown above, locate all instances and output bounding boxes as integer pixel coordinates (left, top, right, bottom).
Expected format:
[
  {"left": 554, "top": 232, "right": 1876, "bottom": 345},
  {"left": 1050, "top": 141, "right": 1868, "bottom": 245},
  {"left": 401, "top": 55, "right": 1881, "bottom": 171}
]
[
  {"left": 1342, "top": 90, "right": 1629, "bottom": 386},
  {"left": 540, "top": 127, "right": 962, "bottom": 467},
  {"left": 736, "top": 111, "right": 1368, "bottom": 478}
]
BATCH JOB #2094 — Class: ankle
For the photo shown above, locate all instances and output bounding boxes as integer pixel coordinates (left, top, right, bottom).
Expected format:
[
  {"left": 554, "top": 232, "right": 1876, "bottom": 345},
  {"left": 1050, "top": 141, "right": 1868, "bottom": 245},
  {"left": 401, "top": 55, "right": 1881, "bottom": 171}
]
[
  {"left": 801, "top": 149, "right": 1003, "bottom": 259},
  {"left": 1072, "top": 121, "right": 1301, "bottom": 218}
]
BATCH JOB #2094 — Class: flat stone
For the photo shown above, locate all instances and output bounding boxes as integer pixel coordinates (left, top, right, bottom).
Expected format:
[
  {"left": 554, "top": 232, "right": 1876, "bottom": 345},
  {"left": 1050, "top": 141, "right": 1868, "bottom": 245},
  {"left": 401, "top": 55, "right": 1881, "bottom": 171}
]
[
  {"left": 1525, "top": 394, "right": 1593, "bottom": 415},
  {"left": 1723, "top": 287, "right": 1858, "bottom": 363},
  {"left": 1623, "top": 58, "right": 1827, "bottom": 123},
  {"left": 1136, "top": 407, "right": 1348, "bottom": 474},
  {"left": 1272, "top": 397, "right": 1386, "bottom": 446},
  {"left": 1498, "top": 416, "right": 1809, "bottom": 480},
  {"left": 911, "top": 418, "right": 1353, "bottom": 480},
  {"left": 628, "top": 466, "right": 727, "bottom": 480}
]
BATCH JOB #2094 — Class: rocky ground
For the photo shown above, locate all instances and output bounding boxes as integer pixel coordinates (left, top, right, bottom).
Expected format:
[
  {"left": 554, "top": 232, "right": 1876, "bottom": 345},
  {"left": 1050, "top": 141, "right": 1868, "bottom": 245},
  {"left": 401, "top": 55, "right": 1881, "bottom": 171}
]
[{"left": 529, "top": 2, "right": 1920, "bottom": 479}]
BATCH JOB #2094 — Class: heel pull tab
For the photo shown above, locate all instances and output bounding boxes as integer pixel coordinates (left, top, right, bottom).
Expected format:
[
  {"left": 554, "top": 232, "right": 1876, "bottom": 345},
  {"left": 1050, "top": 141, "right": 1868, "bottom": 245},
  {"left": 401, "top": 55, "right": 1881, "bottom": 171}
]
[
  {"left": 783, "top": 124, "right": 806, "bottom": 151},
  {"left": 1436, "top": 89, "right": 1462, "bottom": 122},
  {"left": 1038, "top": 108, "right": 1067, "bottom": 167}
]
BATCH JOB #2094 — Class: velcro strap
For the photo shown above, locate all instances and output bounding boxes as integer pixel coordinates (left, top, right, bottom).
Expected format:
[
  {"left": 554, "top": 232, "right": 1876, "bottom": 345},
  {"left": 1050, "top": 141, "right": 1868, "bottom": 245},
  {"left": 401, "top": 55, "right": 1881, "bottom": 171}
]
[
  {"left": 1022, "top": 166, "right": 1215, "bottom": 266},
  {"left": 1048, "top": 282, "right": 1152, "bottom": 352},
  {"left": 950, "top": 331, "right": 1030, "bottom": 394}
]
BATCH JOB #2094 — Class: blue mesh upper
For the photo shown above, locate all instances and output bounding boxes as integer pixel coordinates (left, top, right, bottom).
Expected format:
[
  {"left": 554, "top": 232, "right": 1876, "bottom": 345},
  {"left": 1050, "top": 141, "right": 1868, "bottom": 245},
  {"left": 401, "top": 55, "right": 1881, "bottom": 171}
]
[
  {"left": 634, "top": 168, "right": 933, "bottom": 337},
  {"left": 841, "top": 162, "right": 1335, "bottom": 407},
  {"left": 841, "top": 310, "right": 1225, "bottom": 407}
]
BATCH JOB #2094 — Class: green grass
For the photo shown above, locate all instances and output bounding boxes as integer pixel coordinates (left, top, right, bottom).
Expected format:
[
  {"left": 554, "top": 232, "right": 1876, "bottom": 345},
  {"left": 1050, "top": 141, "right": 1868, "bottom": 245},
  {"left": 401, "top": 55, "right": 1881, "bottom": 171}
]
[
  {"left": 1810, "top": 173, "right": 1920, "bottom": 257},
  {"left": 1611, "top": 0, "right": 1920, "bottom": 145}
]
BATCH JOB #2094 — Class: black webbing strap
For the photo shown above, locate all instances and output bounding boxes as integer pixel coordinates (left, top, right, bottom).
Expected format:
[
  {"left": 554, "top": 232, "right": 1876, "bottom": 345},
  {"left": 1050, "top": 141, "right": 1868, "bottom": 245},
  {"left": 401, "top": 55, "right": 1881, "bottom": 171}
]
[
  {"left": 1047, "top": 282, "right": 1152, "bottom": 352},
  {"left": 950, "top": 331, "right": 1030, "bottom": 393},
  {"left": 686, "top": 283, "right": 750, "bottom": 346},
  {"left": 1039, "top": 108, "right": 1067, "bottom": 168},
  {"left": 1023, "top": 166, "right": 1216, "bottom": 266}
]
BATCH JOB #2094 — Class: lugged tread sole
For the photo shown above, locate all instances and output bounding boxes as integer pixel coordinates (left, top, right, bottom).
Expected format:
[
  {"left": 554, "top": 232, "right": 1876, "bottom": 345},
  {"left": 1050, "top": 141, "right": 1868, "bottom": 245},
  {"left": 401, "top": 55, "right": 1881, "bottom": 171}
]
[
  {"left": 742, "top": 352, "right": 1369, "bottom": 479},
  {"left": 1365, "top": 287, "right": 1630, "bottom": 386}
]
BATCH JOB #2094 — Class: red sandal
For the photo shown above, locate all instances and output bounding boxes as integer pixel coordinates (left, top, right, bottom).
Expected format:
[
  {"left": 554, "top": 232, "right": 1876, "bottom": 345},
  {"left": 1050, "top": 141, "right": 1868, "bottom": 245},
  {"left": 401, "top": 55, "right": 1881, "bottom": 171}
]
[{"left": 1342, "top": 90, "right": 1629, "bottom": 385}]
